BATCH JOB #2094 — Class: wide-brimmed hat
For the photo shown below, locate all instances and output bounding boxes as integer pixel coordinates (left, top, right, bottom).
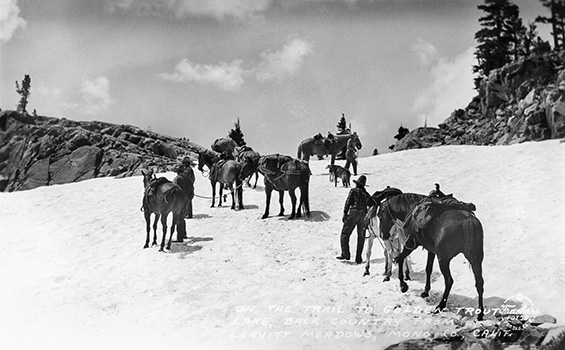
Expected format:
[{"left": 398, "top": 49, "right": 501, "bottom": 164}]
[{"left": 353, "top": 175, "right": 368, "bottom": 187}]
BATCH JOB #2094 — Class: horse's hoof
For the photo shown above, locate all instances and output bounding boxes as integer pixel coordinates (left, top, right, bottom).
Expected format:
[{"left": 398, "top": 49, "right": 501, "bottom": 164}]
[
  {"left": 288, "top": 216, "right": 295, "bottom": 220},
  {"left": 383, "top": 276, "right": 390, "bottom": 282},
  {"left": 363, "top": 271, "right": 370, "bottom": 277},
  {"left": 421, "top": 291, "right": 429, "bottom": 298},
  {"left": 261, "top": 215, "right": 268, "bottom": 219},
  {"left": 405, "top": 274, "right": 411, "bottom": 281},
  {"left": 400, "top": 282, "right": 409, "bottom": 293},
  {"left": 143, "top": 244, "right": 149, "bottom": 249}
]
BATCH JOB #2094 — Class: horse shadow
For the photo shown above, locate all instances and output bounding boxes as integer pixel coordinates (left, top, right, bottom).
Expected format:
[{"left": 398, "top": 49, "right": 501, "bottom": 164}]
[
  {"left": 305, "top": 210, "right": 331, "bottom": 222},
  {"left": 190, "top": 213, "right": 211, "bottom": 220},
  {"left": 168, "top": 236, "right": 213, "bottom": 258},
  {"left": 242, "top": 204, "right": 259, "bottom": 210}
]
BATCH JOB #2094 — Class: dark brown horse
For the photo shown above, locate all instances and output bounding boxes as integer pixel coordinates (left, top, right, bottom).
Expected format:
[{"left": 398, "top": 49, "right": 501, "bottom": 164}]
[
  {"left": 141, "top": 169, "right": 189, "bottom": 251},
  {"left": 197, "top": 149, "right": 244, "bottom": 210},
  {"left": 234, "top": 146, "right": 261, "bottom": 189},
  {"left": 381, "top": 192, "right": 485, "bottom": 320},
  {"left": 257, "top": 154, "right": 311, "bottom": 220},
  {"left": 297, "top": 133, "right": 362, "bottom": 165},
  {"left": 211, "top": 137, "right": 237, "bottom": 154}
]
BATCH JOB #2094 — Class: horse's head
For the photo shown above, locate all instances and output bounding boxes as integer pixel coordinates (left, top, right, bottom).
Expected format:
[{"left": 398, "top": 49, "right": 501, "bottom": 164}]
[
  {"left": 141, "top": 168, "right": 155, "bottom": 189},
  {"left": 197, "top": 151, "right": 209, "bottom": 172}
]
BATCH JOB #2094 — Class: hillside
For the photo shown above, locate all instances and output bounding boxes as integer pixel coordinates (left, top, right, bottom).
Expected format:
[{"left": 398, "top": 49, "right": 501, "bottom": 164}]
[
  {"left": 0, "top": 141, "right": 563, "bottom": 350},
  {"left": 391, "top": 52, "right": 565, "bottom": 151},
  {"left": 0, "top": 110, "right": 201, "bottom": 192}
]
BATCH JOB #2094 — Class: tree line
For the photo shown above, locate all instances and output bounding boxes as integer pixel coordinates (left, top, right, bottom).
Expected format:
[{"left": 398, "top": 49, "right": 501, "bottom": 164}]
[{"left": 473, "top": 0, "right": 565, "bottom": 88}]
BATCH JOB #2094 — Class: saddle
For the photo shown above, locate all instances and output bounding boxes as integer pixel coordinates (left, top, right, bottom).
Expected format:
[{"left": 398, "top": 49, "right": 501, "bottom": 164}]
[
  {"left": 280, "top": 159, "right": 308, "bottom": 176},
  {"left": 313, "top": 133, "right": 324, "bottom": 146},
  {"left": 371, "top": 186, "right": 403, "bottom": 205},
  {"left": 411, "top": 194, "right": 476, "bottom": 230}
]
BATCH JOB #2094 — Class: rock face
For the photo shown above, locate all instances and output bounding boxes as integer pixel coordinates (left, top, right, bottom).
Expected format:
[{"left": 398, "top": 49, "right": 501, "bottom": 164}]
[
  {"left": 0, "top": 111, "right": 200, "bottom": 192},
  {"left": 392, "top": 51, "right": 565, "bottom": 152}
]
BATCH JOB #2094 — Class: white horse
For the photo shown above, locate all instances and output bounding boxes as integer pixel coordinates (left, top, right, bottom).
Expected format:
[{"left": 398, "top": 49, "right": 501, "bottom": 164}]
[{"left": 364, "top": 205, "right": 412, "bottom": 281}]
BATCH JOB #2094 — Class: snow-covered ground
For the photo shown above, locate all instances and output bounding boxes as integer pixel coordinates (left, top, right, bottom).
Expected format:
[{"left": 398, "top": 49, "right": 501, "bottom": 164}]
[{"left": 1, "top": 140, "right": 564, "bottom": 350}]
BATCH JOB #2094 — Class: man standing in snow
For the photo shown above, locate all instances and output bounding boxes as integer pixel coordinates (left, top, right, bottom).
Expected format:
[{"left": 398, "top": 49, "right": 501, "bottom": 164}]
[
  {"left": 344, "top": 132, "right": 360, "bottom": 176},
  {"left": 336, "top": 175, "right": 372, "bottom": 264}
]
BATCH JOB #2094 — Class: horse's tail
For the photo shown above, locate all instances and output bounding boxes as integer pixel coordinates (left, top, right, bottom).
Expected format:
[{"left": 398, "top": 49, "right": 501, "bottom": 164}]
[{"left": 463, "top": 214, "right": 484, "bottom": 265}]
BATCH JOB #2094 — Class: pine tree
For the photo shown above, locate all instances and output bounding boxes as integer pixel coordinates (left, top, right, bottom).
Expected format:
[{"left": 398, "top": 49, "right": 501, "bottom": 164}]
[
  {"left": 336, "top": 113, "right": 347, "bottom": 134},
  {"left": 394, "top": 126, "right": 410, "bottom": 141},
  {"left": 536, "top": 0, "right": 565, "bottom": 51},
  {"left": 15, "top": 74, "right": 31, "bottom": 113},
  {"left": 228, "top": 118, "right": 246, "bottom": 146},
  {"left": 473, "top": 0, "right": 520, "bottom": 87}
]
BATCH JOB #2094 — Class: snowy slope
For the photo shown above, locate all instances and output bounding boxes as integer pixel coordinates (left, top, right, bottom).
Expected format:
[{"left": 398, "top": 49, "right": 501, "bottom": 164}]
[{"left": 0, "top": 140, "right": 564, "bottom": 350}]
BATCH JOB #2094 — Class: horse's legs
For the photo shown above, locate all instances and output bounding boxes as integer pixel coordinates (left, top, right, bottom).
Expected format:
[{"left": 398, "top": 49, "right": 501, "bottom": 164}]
[
  {"left": 167, "top": 214, "right": 177, "bottom": 250},
  {"left": 236, "top": 179, "right": 244, "bottom": 210},
  {"left": 277, "top": 190, "right": 284, "bottom": 216},
  {"left": 421, "top": 252, "right": 436, "bottom": 297},
  {"left": 253, "top": 171, "right": 259, "bottom": 189},
  {"left": 397, "top": 248, "right": 412, "bottom": 292},
  {"left": 288, "top": 189, "right": 297, "bottom": 220},
  {"left": 211, "top": 181, "right": 216, "bottom": 207},
  {"left": 144, "top": 211, "right": 151, "bottom": 249},
  {"left": 469, "top": 259, "right": 485, "bottom": 320},
  {"left": 229, "top": 183, "right": 236, "bottom": 210},
  {"left": 152, "top": 213, "right": 160, "bottom": 246},
  {"left": 398, "top": 256, "right": 408, "bottom": 292},
  {"left": 436, "top": 257, "right": 454, "bottom": 312},
  {"left": 363, "top": 232, "right": 375, "bottom": 276},
  {"left": 159, "top": 214, "right": 168, "bottom": 252},
  {"left": 383, "top": 244, "right": 392, "bottom": 281},
  {"left": 219, "top": 183, "right": 224, "bottom": 207},
  {"left": 262, "top": 186, "right": 272, "bottom": 219}
]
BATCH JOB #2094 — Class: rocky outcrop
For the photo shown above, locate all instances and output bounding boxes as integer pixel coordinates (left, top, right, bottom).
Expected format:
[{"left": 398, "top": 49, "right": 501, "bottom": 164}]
[
  {"left": 0, "top": 110, "right": 200, "bottom": 192},
  {"left": 392, "top": 51, "right": 565, "bottom": 152}
]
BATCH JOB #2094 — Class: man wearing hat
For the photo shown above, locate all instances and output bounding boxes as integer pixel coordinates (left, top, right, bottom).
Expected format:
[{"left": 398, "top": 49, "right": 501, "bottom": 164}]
[
  {"left": 173, "top": 157, "right": 195, "bottom": 241},
  {"left": 336, "top": 175, "right": 372, "bottom": 264}
]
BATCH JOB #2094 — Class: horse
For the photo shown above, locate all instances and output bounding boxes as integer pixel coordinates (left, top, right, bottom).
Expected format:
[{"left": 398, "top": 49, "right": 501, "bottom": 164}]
[
  {"left": 382, "top": 192, "right": 485, "bottom": 321},
  {"left": 257, "top": 154, "right": 311, "bottom": 220},
  {"left": 141, "top": 169, "right": 189, "bottom": 251},
  {"left": 211, "top": 137, "right": 237, "bottom": 155},
  {"left": 297, "top": 133, "right": 361, "bottom": 165},
  {"left": 197, "top": 149, "right": 244, "bottom": 210},
  {"left": 234, "top": 146, "right": 261, "bottom": 189},
  {"left": 363, "top": 187, "right": 414, "bottom": 280}
]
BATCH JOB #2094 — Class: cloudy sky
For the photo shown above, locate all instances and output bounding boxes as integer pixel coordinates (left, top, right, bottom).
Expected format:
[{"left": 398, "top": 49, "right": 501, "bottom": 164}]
[{"left": 0, "top": 0, "right": 550, "bottom": 156}]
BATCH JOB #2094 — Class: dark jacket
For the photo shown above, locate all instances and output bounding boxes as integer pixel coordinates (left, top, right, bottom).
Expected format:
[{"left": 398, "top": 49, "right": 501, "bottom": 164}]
[{"left": 343, "top": 187, "right": 372, "bottom": 215}]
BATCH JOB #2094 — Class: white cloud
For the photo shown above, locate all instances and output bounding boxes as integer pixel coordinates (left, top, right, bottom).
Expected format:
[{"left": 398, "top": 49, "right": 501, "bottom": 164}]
[
  {"left": 255, "top": 38, "right": 313, "bottom": 82},
  {"left": 412, "top": 37, "right": 439, "bottom": 65},
  {"left": 81, "top": 76, "right": 113, "bottom": 115},
  {"left": 159, "top": 59, "right": 246, "bottom": 91},
  {"left": 0, "top": 0, "right": 26, "bottom": 43},
  {"left": 105, "top": 0, "right": 272, "bottom": 21},
  {"left": 412, "top": 46, "right": 476, "bottom": 127},
  {"left": 160, "top": 38, "right": 312, "bottom": 90}
]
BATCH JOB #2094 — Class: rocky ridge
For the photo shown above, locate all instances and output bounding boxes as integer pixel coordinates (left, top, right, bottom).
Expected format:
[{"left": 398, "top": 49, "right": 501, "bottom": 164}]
[
  {"left": 0, "top": 110, "right": 201, "bottom": 192},
  {"left": 392, "top": 51, "right": 565, "bottom": 151}
]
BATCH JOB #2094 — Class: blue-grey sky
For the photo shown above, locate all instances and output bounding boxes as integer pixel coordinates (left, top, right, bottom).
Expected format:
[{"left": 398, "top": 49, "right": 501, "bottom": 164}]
[{"left": 0, "top": 0, "right": 550, "bottom": 156}]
